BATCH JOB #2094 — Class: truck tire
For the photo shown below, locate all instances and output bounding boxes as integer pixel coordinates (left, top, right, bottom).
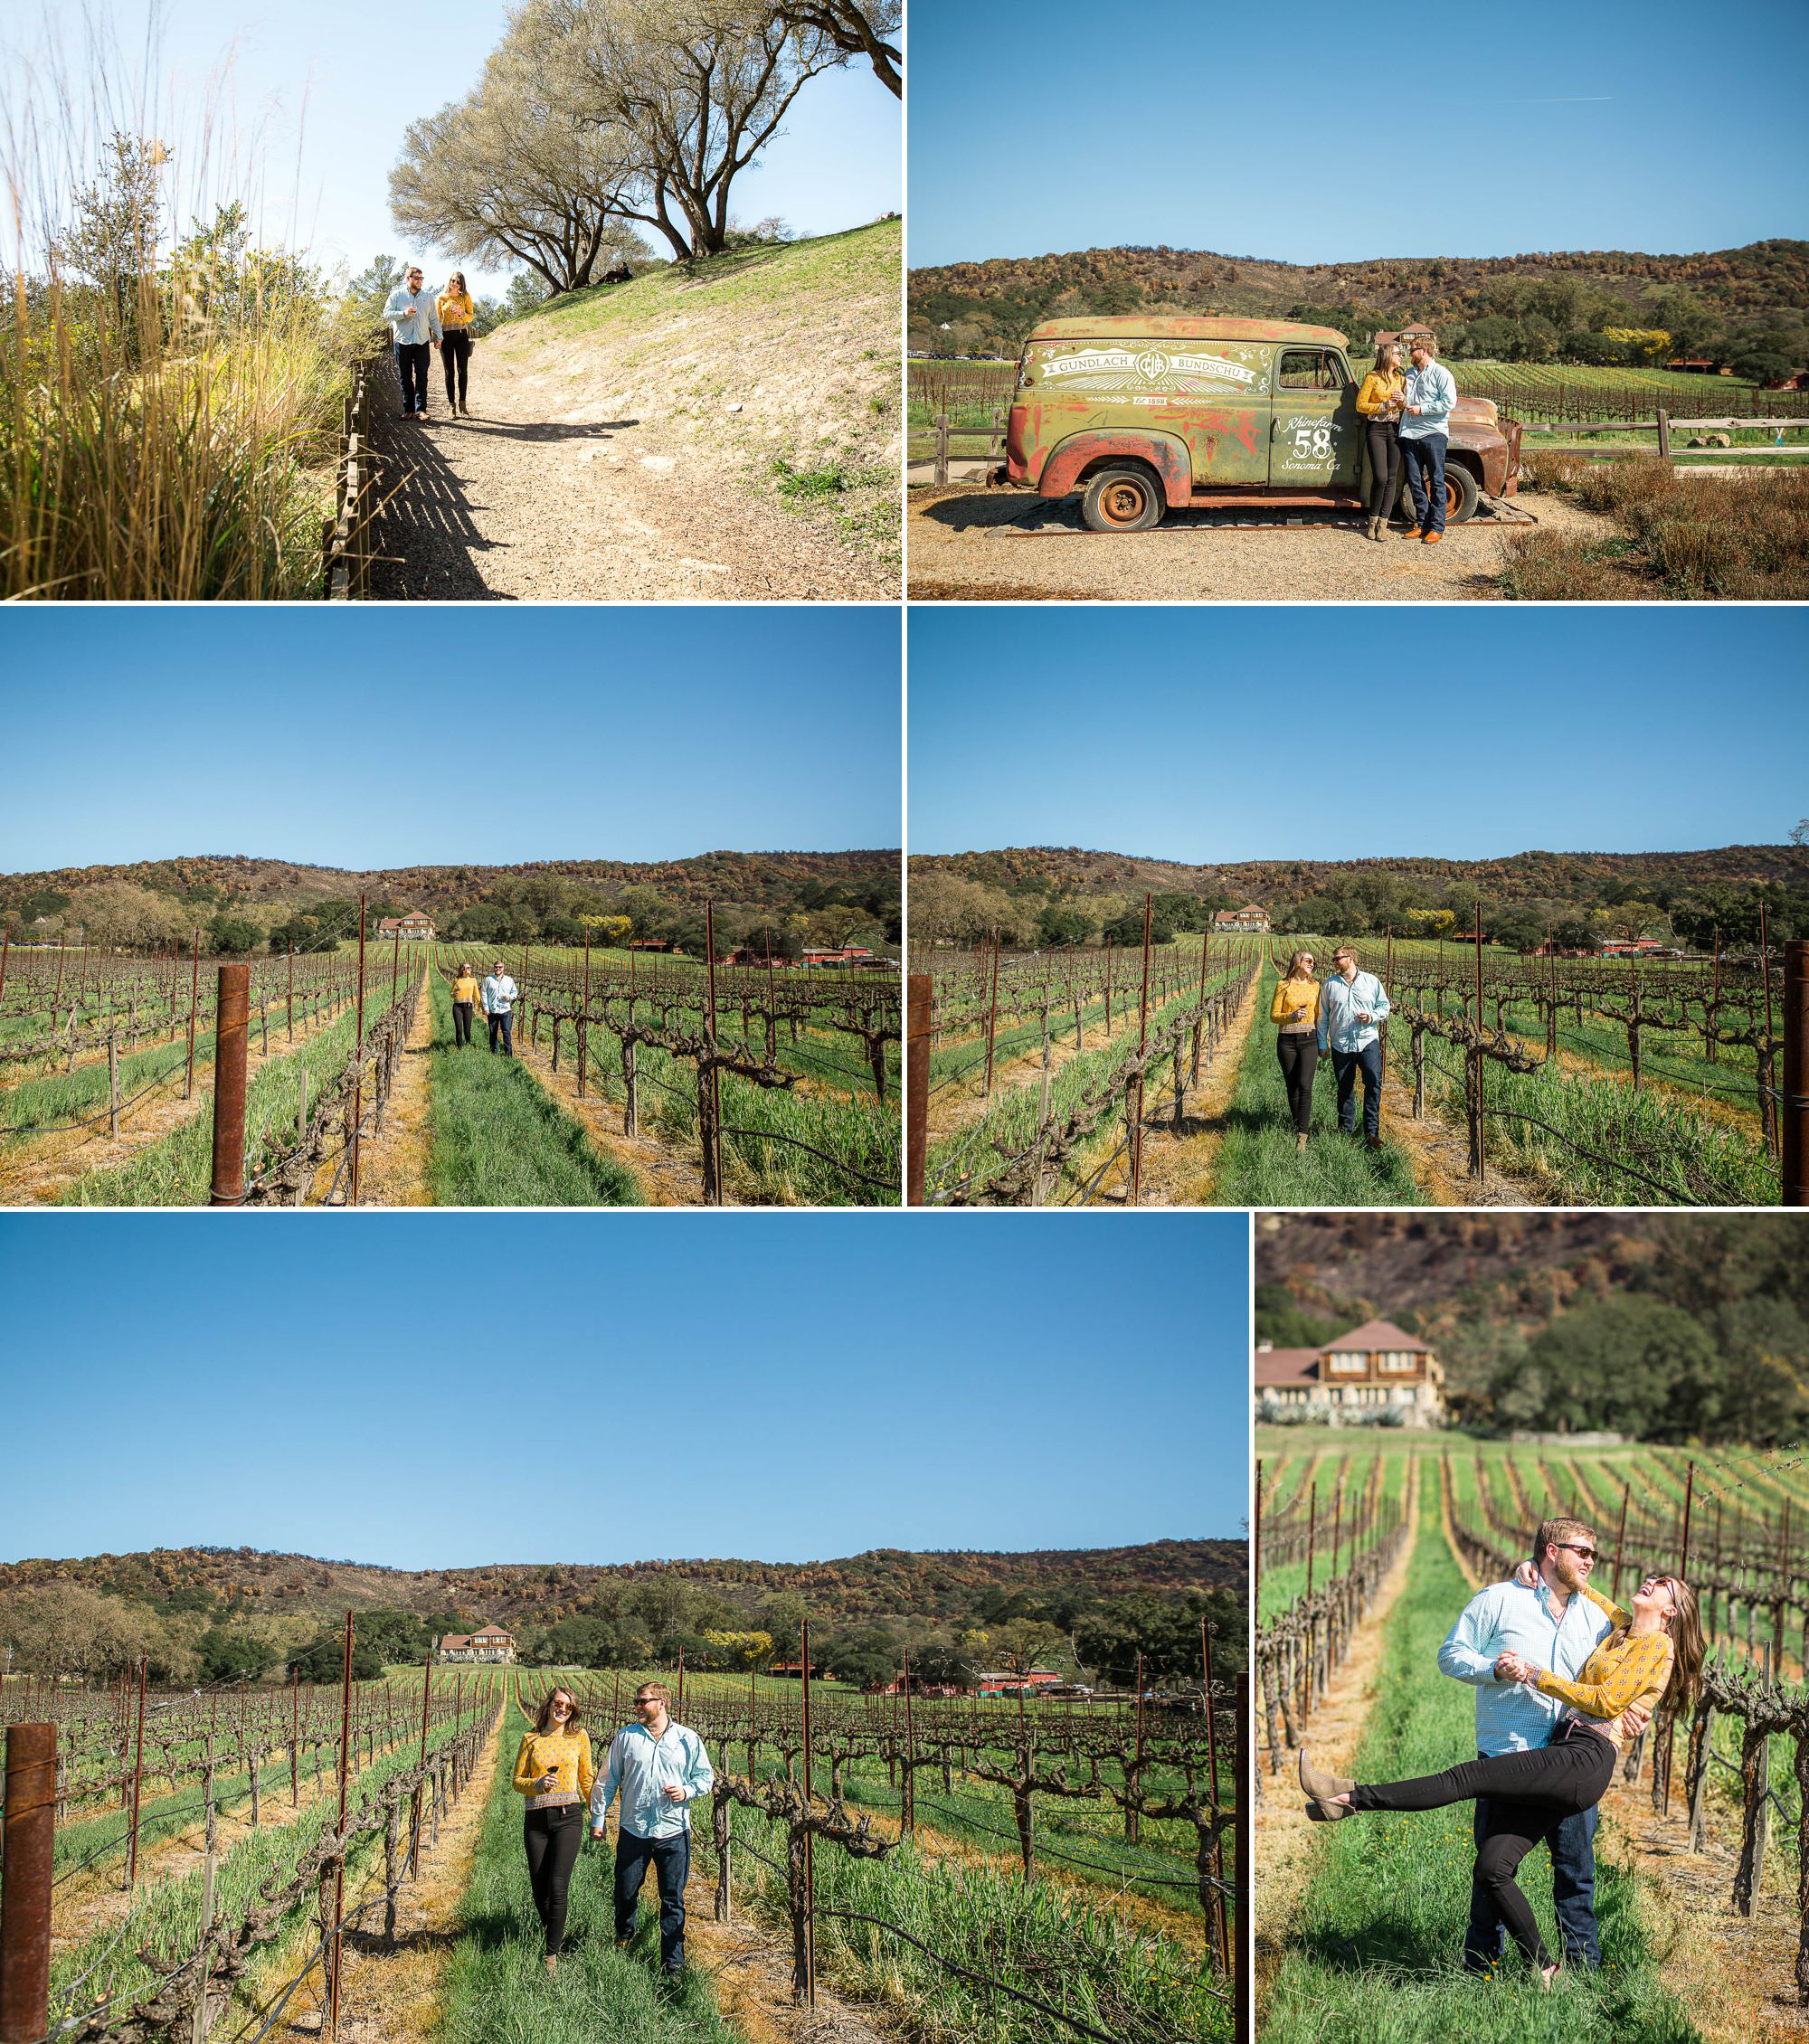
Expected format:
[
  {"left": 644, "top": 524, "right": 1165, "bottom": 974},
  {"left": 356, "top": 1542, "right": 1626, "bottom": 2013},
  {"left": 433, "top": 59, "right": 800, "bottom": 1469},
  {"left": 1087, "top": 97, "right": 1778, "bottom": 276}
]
[
  {"left": 1397, "top": 460, "right": 1482, "bottom": 526},
  {"left": 1080, "top": 464, "right": 1165, "bottom": 532}
]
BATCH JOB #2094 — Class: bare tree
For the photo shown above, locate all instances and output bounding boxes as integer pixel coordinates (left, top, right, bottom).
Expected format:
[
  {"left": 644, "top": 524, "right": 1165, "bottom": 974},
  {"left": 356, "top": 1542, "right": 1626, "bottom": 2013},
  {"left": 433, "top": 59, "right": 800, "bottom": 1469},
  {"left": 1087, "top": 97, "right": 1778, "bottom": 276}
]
[
  {"left": 389, "top": 35, "right": 645, "bottom": 294},
  {"left": 527, "top": 0, "right": 852, "bottom": 260},
  {"left": 772, "top": 0, "right": 899, "bottom": 97}
]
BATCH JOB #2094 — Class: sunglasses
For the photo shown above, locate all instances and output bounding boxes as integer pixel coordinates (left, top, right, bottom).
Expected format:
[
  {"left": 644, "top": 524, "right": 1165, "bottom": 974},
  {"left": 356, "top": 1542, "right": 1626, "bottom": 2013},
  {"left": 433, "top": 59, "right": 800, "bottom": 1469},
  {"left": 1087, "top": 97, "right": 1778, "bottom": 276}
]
[
  {"left": 1557, "top": 1543, "right": 1597, "bottom": 1561},
  {"left": 1640, "top": 1575, "right": 1678, "bottom": 1604}
]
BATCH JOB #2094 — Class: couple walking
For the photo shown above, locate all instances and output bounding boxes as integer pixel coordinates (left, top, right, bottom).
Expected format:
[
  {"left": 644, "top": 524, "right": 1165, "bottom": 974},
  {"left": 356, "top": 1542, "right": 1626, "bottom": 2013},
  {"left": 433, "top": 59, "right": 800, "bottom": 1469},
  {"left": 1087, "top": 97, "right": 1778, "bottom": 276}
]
[
  {"left": 1357, "top": 336, "right": 1458, "bottom": 544},
  {"left": 384, "top": 263, "right": 479, "bottom": 420},
  {"left": 512, "top": 1682, "right": 715, "bottom": 1980},
  {"left": 1270, "top": 946, "right": 1390, "bottom": 1153},
  {"left": 1299, "top": 1516, "right": 1702, "bottom": 1986},
  {"left": 450, "top": 961, "right": 517, "bottom": 1054}
]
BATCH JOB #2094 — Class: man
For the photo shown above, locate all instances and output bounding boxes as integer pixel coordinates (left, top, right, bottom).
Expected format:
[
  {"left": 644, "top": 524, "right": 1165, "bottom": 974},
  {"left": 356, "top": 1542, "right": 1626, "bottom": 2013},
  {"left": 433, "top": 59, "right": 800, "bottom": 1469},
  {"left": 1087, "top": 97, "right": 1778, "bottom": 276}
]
[
  {"left": 1317, "top": 946, "right": 1390, "bottom": 1149},
  {"left": 1438, "top": 1517, "right": 1648, "bottom": 1975},
  {"left": 383, "top": 265, "right": 441, "bottom": 421},
  {"left": 590, "top": 1681, "right": 715, "bottom": 1979},
  {"left": 480, "top": 960, "right": 517, "bottom": 1055},
  {"left": 1397, "top": 338, "right": 1457, "bottom": 544}
]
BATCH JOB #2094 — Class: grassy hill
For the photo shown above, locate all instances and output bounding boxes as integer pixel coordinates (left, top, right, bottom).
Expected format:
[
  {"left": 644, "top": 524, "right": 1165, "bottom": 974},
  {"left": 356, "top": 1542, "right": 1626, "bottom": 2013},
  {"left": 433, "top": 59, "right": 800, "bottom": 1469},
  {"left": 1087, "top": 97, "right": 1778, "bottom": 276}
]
[
  {"left": 489, "top": 221, "right": 901, "bottom": 573},
  {"left": 0, "top": 1539, "right": 1244, "bottom": 1631},
  {"left": 911, "top": 842, "right": 1809, "bottom": 905}
]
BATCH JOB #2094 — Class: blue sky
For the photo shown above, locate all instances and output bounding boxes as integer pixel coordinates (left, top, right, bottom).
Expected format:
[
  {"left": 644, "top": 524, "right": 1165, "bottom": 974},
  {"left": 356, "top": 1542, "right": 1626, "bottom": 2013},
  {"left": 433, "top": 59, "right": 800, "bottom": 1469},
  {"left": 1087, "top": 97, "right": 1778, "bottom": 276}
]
[
  {"left": 0, "top": 610, "right": 900, "bottom": 872},
  {"left": 906, "top": 608, "right": 1807, "bottom": 863},
  {"left": 906, "top": 0, "right": 1807, "bottom": 270},
  {"left": 1, "top": 0, "right": 900, "bottom": 298},
  {"left": 0, "top": 1214, "right": 1249, "bottom": 1563}
]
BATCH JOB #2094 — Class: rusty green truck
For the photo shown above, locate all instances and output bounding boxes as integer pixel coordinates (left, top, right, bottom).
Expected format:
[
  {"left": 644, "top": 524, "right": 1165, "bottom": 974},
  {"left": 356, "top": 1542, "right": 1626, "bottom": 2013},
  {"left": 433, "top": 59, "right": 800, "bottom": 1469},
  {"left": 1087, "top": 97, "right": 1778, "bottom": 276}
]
[{"left": 993, "top": 317, "right": 1520, "bottom": 532}]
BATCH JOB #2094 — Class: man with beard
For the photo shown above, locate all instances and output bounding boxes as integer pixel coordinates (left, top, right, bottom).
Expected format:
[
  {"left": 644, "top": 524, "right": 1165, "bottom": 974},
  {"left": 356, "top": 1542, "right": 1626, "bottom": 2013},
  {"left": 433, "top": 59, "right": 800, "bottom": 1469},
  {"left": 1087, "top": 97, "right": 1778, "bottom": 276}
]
[{"left": 1436, "top": 1516, "right": 1648, "bottom": 1975}]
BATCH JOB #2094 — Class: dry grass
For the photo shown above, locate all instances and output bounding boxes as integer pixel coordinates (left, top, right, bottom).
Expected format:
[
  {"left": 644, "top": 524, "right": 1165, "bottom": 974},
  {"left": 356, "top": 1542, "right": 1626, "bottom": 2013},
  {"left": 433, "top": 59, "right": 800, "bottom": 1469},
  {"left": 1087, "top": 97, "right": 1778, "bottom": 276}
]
[{"left": 1507, "top": 455, "right": 1809, "bottom": 598}]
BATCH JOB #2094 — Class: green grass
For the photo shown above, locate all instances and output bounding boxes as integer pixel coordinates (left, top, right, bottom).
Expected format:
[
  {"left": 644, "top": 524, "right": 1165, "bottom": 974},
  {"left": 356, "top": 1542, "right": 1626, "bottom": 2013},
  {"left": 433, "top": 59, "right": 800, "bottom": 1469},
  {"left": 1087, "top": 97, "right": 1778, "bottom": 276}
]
[
  {"left": 424, "top": 978, "right": 642, "bottom": 1207},
  {"left": 1262, "top": 1462, "right": 1701, "bottom": 2044},
  {"left": 1211, "top": 967, "right": 1425, "bottom": 1207},
  {"left": 434, "top": 1728, "right": 735, "bottom": 2044}
]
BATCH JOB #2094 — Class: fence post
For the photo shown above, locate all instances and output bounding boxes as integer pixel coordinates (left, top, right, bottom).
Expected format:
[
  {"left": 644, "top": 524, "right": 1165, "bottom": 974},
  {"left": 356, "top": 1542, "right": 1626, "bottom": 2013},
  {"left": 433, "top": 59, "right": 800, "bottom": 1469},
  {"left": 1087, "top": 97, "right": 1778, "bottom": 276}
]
[
  {"left": 800, "top": 1618, "right": 816, "bottom": 2008},
  {"left": 350, "top": 896, "right": 367, "bottom": 1207},
  {"left": 1784, "top": 940, "right": 1807, "bottom": 1207},
  {"left": 905, "top": 974, "right": 931, "bottom": 1206},
  {"left": 190, "top": 1850, "right": 217, "bottom": 2044},
  {"left": 982, "top": 927, "right": 1000, "bottom": 1097},
  {"left": 0, "top": 1723, "right": 54, "bottom": 2044},
  {"left": 209, "top": 964, "right": 251, "bottom": 1206},
  {"left": 1656, "top": 408, "right": 1671, "bottom": 459},
  {"left": 933, "top": 412, "right": 950, "bottom": 487},
  {"left": 1235, "top": 1670, "right": 1249, "bottom": 2043},
  {"left": 184, "top": 929, "right": 201, "bottom": 1098}
]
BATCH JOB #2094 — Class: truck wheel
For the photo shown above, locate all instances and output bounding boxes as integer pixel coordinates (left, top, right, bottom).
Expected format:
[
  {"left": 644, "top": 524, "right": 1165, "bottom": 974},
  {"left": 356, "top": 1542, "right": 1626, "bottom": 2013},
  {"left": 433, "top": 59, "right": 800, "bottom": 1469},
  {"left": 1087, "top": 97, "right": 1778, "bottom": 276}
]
[
  {"left": 1397, "top": 463, "right": 1482, "bottom": 525},
  {"left": 1080, "top": 464, "right": 1164, "bottom": 532}
]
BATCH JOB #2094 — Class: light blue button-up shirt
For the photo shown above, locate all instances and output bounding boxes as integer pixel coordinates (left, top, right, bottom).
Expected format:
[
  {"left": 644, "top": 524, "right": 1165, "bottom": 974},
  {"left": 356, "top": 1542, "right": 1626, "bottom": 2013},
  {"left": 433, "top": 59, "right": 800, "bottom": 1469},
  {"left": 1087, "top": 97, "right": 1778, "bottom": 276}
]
[
  {"left": 589, "top": 1720, "right": 715, "bottom": 1840},
  {"left": 1317, "top": 970, "right": 1391, "bottom": 1054},
  {"left": 480, "top": 973, "right": 516, "bottom": 1015},
  {"left": 1398, "top": 359, "right": 1456, "bottom": 440},
  {"left": 1438, "top": 1577, "right": 1611, "bottom": 1755},
  {"left": 384, "top": 284, "right": 442, "bottom": 346}
]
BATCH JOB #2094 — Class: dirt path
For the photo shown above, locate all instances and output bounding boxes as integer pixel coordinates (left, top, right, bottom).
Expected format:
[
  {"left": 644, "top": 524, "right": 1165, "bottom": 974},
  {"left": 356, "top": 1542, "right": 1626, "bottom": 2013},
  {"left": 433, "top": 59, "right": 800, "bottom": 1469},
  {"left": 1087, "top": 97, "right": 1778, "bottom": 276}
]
[
  {"left": 907, "top": 486, "right": 1613, "bottom": 601},
  {"left": 1372, "top": 1065, "right": 1544, "bottom": 1207},
  {"left": 354, "top": 970, "right": 436, "bottom": 1209},
  {"left": 1, "top": 1005, "right": 346, "bottom": 1206},
  {"left": 1253, "top": 1470, "right": 1420, "bottom": 2013},
  {"left": 369, "top": 374, "right": 877, "bottom": 602}
]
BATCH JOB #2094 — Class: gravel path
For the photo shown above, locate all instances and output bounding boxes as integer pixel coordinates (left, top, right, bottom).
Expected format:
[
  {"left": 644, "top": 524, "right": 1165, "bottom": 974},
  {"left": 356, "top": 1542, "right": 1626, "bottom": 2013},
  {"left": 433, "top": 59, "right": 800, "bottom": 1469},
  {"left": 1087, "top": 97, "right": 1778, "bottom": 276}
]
[
  {"left": 369, "top": 357, "right": 879, "bottom": 601},
  {"left": 908, "top": 486, "right": 1615, "bottom": 601}
]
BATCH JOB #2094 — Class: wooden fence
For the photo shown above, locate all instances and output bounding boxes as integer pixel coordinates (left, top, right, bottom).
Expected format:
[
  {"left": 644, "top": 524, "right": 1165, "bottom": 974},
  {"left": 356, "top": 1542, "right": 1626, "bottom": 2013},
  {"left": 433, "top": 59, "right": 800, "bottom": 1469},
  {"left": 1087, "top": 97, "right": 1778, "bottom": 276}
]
[
  {"left": 321, "top": 355, "right": 388, "bottom": 600},
  {"left": 922, "top": 409, "right": 1006, "bottom": 485}
]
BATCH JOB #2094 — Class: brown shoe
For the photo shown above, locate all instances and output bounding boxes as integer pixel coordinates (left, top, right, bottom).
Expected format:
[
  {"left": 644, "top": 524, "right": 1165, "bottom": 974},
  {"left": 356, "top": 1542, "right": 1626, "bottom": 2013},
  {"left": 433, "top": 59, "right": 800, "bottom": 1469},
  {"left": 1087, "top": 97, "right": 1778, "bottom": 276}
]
[
  {"left": 1300, "top": 1750, "right": 1355, "bottom": 1820},
  {"left": 1401, "top": 525, "right": 1423, "bottom": 540},
  {"left": 1422, "top": 530, "right": 1443, "bottom": 544},
  {"left": 1366, "top": 1136, "right": 1384, "bottom": 1151},
  {"left": 1295, "top": 1131, "right": 1309, "bottom": 1154}
]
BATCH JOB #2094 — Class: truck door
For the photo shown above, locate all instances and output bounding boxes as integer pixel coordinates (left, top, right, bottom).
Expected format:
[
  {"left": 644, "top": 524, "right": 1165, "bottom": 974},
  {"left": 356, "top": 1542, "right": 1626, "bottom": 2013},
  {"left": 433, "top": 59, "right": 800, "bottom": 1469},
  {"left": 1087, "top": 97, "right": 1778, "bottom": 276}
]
[{"left": 1269, "top": 348, "right": 1360, "bottom": 488}]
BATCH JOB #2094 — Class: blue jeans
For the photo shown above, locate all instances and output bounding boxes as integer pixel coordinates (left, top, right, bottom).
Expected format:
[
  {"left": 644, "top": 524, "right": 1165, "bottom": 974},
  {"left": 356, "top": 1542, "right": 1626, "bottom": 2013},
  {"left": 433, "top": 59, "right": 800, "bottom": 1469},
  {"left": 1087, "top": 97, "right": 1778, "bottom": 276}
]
[
  {"left": 487, "top": 1009, "right": 513, "bottom": 1055},
  {"left": 614, "top": 1827, "right": 689, "bottom": 1972},
  {"left": 394, "top": 341, "right": 431, "bottom": 413},
  {"left": 1331, "top": 1039, "right": 1384, "bottom": 1139},
  {"left": 1401, "top": 431, "right": 1448, "bottom": 533},
  {"left": 1464, "top": 1778, "right": 1599, "bottom": 1971}
]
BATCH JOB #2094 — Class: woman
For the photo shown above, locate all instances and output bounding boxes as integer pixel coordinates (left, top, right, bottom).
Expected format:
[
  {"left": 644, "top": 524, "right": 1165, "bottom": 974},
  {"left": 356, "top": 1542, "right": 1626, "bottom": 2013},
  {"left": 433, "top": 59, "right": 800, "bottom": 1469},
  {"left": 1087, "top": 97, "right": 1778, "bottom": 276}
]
[
  {"left": 437, "top": 271, "right": 477, "bottom": 417},
  {"left": 1356, "top": 340, "right": 1406, "bottom": 544},
  {"left": 450, "top": 961, "right": 479, "bottom": 1048},
  {"left": 1269, "top": 950, "right": 1321, "bottom": 1155},
  {"left": 513, "top": 1686, "right": 595, "bottom": 1973},
  {"left": 1300, "top": 1569, "right": 1702, "bottom": 1985}
]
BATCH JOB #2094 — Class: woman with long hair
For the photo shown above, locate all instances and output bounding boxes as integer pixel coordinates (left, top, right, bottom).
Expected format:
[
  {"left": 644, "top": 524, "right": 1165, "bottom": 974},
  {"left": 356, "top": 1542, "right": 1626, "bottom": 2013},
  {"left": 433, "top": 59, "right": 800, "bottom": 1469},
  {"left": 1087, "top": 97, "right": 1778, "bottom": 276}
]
[
  {"left": 1299, "top": 1569, "right": 1703, "bottom": 1986},
  {"left": 512, "top": 1685, "right": 595, "bottom": 1973},
  {"left": 1356, "top": 340, "right": 1406, "bottom": 543},
  {"left": 1269, "top": 949, "right": 1321, "bottom": 1155},
  {"left": 437, "top": 271, "right": 478, "bottom": 418}
]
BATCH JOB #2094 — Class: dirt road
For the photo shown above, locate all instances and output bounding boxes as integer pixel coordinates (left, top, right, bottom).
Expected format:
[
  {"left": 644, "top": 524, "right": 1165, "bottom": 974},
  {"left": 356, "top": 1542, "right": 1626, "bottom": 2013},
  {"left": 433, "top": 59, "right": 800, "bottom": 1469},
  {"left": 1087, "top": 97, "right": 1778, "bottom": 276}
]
[{"left": 908, "top": 485, "right": 1615, "bottom": 601}]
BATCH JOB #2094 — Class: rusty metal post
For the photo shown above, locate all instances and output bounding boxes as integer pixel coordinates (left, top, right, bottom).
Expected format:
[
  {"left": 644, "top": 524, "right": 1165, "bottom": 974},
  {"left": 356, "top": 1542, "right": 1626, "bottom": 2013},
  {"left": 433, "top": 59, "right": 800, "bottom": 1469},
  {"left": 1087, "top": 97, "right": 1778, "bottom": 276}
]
[
  {"left": 1131, "top": 894, "right": 1151, "bottom": 1204},
  {"left": 705, "top": 901, "right": 724, "bottom": 1203},
  {"left": 578, "top": 932, "right": 591, "bottom": 1099},
  {"left": 287, "top": 944, "right": 295, "bottom": 1043},
  {"left": 391, "top": 930, "right": 401, "bottom": 1008},
  {"left": 1612, "top": 1481, "right": 1630, "bottom": 1601},
  {"left": 350, "top": 895, "right": 367, "bottom": 1208},
  {"left": 906, "top": 974, "right": 931, "bottom": 1206},
  {"left": 1103, "top": 932, "right": 1112, "bottom": 1036},
  {"left": 1234, "top": 1670, "right": 1250, "bottom": 2043},
  {"left": 982, "top": 927, "right": 1000, "bottom": 1096},
  {"left": 1469, "top": 902, "right": 1485, "bottom": 1180},
  {"left": 291, "top": 1665, "right": 300, "bottom": 1806},
  {"left": 1784, "top": 940, "right": 1807, "bottom": 1207},
  {"left": 327, "top": 1612, "right": 354, "bottom": 2038},
  {"left": 1200, "top": 1617, "right": 1229, "bottom": 1973},
  {"left": 0, "top": 1723, "right": 54, "bottom": 2044},
  {"left": 1759, "top": 903, "right": 1778, "bottom": 1158},
  {"left": 412, "top": 1655, "right": 431, "bottom": 1875},
  {"left": 52, "top": 930, "right": 65, "bottom": 1007},
  {"left": 800, "top": 1618, "right": 816, "bottom": 2008},
  {"left": 901, "top": 1650, "right": 915, "bottom": 1835},
  {"left": 208, "top": 964, "right": 251, "bottom": 1206},
  {"left": 126, "top": 1651, "right": 147, "bottom": 1890},
  {"left": 184, "top": 929, "right": 201, "bottom": 1099},
  {"left": 0, "top": 925, "right": 9, "bottom": 1008}
]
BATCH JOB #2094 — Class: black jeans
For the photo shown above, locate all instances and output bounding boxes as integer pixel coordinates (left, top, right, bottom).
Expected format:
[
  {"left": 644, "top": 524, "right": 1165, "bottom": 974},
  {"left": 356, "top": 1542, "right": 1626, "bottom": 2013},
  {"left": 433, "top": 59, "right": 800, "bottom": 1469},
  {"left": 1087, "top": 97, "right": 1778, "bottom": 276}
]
[
  {"left": 1401, "top": 431, "right": 1449, "bottom": 533},
  {"left": 394, "top": 341, "right": 431, "bottom": 413},
  {"left": 451, "top": 999, "right": 473, "bottom": 1047},
  {"left": 1276, "top": 1034, "right": 1318, "bottom": 1134},
  {"left": 1465, "top": 1765, "right": 1600, "bottom": 1973},
  {"left": 614, "top": 1826, "right": 690, "bottom": 1972},
  {"left": 441, "top": 330, "right": 472, "bottom": 407},
  {"left": 488, "top": 1009, "right": 513, "bottom": 1055},
  {"left": 1350, "top": 1726, "right": 1615, "bottom": 1970},
  {"left": 1365, "top": 421, "right": 1402, "bottom": 519},
  {"left": 1331, "top": 1039, "right": 1385, "bottom": 1139},
  {"left": 523, "top": 1804, "right": 584, "bottom": 1956}
]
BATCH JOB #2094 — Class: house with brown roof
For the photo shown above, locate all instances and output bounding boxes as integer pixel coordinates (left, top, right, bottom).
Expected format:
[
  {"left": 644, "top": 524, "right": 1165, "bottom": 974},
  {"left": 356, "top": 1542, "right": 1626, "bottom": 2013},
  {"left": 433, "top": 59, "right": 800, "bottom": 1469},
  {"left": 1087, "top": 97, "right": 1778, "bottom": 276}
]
[
  {"left": 1214, "top": 904, "right": 1271, "bottom": 933},
  {"left": 434, "top": 1623, "right": 516, "bottom": 1664},
  {"left": 1255, "top": 1318, "right": 1445, "bottom": 1425},
  {"left": 377, "top": 913, "right": 436, "bottom": 942}
]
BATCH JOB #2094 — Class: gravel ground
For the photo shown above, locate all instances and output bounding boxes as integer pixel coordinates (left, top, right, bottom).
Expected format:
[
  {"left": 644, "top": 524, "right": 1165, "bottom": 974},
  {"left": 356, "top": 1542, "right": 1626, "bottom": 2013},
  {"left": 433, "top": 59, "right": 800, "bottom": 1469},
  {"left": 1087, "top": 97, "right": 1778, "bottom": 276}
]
[
  {"left": 369, "top": 355, "right": 883, "bottom": 601},
  {"left": 907, "top": 486, "right": 1616, "bottom": 601}
]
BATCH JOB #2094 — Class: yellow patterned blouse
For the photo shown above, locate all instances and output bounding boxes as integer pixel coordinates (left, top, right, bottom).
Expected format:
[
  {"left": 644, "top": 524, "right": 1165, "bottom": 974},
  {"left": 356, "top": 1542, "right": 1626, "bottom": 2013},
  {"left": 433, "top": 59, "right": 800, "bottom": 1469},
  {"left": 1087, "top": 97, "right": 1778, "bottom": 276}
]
[
  {"left": 1532, "top": 1580, "right": 1673, "bottom": 1748},
  {"left": 513, "top": 1728, "right": 595, "bottom": 1811}
]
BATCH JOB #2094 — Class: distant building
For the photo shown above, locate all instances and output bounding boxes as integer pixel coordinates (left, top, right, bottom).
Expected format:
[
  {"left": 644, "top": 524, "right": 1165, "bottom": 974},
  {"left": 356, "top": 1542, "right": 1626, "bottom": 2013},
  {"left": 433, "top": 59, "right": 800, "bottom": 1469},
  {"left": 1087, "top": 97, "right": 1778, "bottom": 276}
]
[
  {"left": 800, "top": 946, "right": 877, "bottom": 967},
  {"left": 627, "top": 937, "right": 680, "bottom": 952},
  {"left": 435, "top": 1624, "right": 516, "bottom": 1664},
  {"left": 1214, "top": 904, "right": 1271, "bottom": 934},
  {"left": 377, "top": 913, "right": 436, "bottom": 942},
  {"left": 1255, "top": 1318, "right": 1445, "bottom": 1425},
  {"left": 973, "top": 1669, "right": 1064, "bottom": 1697},
  {"left": 1373, "top": 324, "right": 1437, "bottom": 351}
]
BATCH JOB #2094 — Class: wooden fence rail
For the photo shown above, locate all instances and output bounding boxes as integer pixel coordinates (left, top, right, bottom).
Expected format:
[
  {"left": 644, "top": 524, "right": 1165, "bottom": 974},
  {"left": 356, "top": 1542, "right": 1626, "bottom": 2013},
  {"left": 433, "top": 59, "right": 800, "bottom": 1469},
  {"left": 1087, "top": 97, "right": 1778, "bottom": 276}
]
[{"left": 321, "top": 355, "right": 387, "bottom": 600}]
